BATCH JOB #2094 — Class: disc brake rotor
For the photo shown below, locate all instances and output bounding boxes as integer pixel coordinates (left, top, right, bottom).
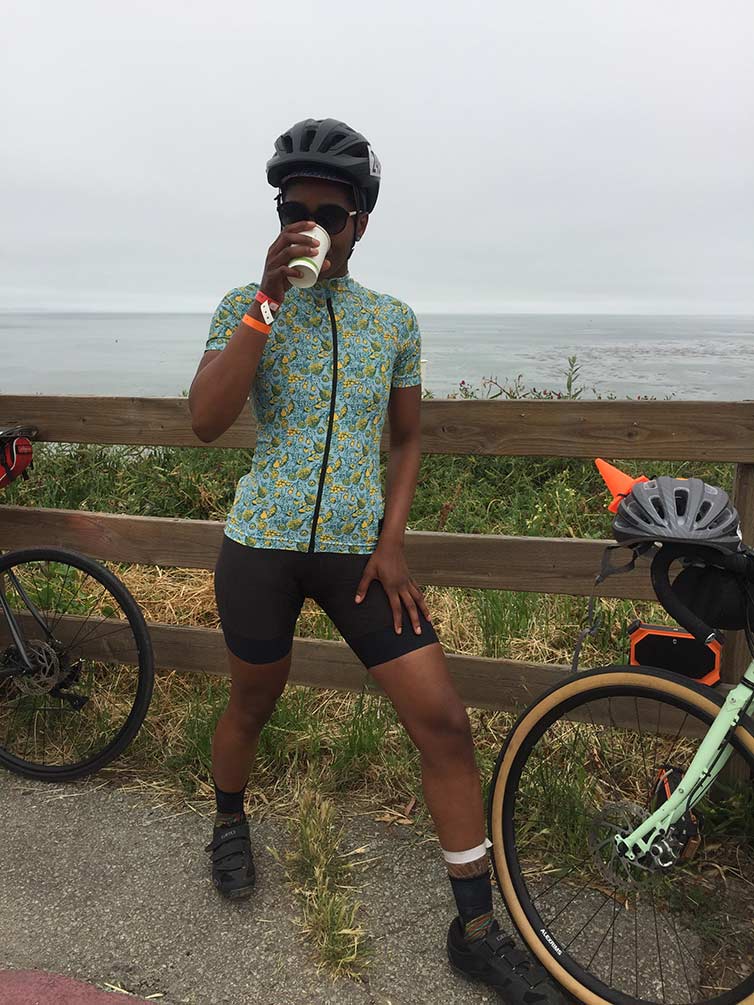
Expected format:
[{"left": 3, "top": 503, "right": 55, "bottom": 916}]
[
  {"left": 588, "top": 799, "right": 650, "bottom": 888},
  {"left": 9, "top": 640, "right": 68, "bottom": 696}
]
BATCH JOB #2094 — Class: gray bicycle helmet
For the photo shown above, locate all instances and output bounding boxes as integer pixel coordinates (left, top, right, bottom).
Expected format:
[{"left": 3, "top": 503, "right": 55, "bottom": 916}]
[
  {"left": 266, "top": 118, "right": 381, "bottom": 213},
  {"left": 612, "top": 476, "right": 742, "bottom": 553}
]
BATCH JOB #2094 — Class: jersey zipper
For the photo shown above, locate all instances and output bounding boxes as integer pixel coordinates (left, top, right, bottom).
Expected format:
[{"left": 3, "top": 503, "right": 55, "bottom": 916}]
[{"left": 308, "top": 297, "right": 339, "bottom": 552}]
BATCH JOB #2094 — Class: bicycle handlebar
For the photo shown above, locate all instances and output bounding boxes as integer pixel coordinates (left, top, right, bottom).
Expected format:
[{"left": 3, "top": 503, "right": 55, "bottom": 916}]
[{"left": 650, "top": 543, "right": 754, "bottom": 646}]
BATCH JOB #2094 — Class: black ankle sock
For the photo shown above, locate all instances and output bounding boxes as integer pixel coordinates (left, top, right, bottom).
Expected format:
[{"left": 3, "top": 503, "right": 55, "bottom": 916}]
[
  {"left": 449, "top": 871, "right": 493, "bottom": 928},
  {"left": 213, "top": 778, "right": 247, "bottom": 816}
]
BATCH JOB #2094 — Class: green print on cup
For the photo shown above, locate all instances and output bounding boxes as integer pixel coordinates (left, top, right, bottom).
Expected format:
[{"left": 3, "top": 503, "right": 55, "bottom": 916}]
[{"left": 289, "top": 224, "right": 332, "bottom": 288}]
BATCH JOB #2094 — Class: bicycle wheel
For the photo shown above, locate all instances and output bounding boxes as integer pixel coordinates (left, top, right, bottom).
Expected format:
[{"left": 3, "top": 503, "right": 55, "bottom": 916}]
[
  {"left": 488, "top": 666, "right": 754, "bottom": 1005},
  {"left": 0, "top": 547, "right": 154, "bottom": 781}
]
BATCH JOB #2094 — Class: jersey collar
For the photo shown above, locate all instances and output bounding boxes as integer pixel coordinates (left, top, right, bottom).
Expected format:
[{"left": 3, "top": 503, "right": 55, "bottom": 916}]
[{"left": 304, "top": 275, "right": 358, "bottom": 297}]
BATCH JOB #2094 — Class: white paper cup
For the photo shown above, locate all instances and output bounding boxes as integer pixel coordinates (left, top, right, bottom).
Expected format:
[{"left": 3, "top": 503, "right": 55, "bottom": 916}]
[{"left": 288, "top": 224, "right": 331, "bottom": 288}]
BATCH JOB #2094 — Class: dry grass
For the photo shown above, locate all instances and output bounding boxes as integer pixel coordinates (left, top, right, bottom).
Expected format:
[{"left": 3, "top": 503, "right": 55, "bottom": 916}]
[
  {"left": 3, "top": 437, "right": 750, "bottom": 982},
  {"left": 88, "top": 560, "right": 653, "bottom": 822},
  {"left": 275, "top": 783, "right": 371, "bottom": 979}
]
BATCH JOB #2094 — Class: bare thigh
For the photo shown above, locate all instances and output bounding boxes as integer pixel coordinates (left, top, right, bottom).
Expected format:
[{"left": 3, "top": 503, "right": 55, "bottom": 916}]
[{"left": 368, "top": 642, "right": 471, "bottom": 748}]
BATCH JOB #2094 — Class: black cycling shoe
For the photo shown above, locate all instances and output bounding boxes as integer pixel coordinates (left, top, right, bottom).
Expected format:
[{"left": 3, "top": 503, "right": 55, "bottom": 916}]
[
  {"left": 205, "top": 816, "right": 256, "bottom": 899},
  {"left": 447, "top": 917, "right": 567, "bottom": 1004}
]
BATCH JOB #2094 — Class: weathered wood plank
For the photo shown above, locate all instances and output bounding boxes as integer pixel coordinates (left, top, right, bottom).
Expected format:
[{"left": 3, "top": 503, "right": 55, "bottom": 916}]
[
  {"left": 149, "top": 624, "right": 572, "bottom": 711},
  {"left": 3, "top": 395, "right": 754, "bottom": 460},
  {"left": 0, "top": 611, "right": 567, "bottom": 711},
  {"left": 0, "top": 615, "right": 720, "bottom": 735},
  {"left": 722, "top": 462, "right": 754, "bottom": 688},
  {"left": 721, "top": 463, "right": 754, "bottom": 781},
  {"left": 0, "top": 506, "right": 656, "bottom": 599}
]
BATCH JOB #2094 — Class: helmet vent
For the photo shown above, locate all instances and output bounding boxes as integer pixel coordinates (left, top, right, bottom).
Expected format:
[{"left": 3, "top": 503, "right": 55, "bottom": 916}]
[
  {"left": 281, "top": 134, "right": 293, "bottom": 154},
  {"left": 696, "top": 500, "right": 712, "bottom": 522},
  {"left": 301, "top": 128, "right": 317, "bottom": 152},
  {"left": 321, "top": 132, "right": 346, "bottom": 152},
  {"left": 674, "top": 489, "right": 688, "bottom": 516},
  {"left": 650, "top": 497, "right": 666, "bottom": 519}
]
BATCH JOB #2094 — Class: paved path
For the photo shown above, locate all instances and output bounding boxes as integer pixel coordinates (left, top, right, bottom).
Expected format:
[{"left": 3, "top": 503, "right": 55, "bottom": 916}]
[
  {"left": 0, "top": 772, "right": 702, "bottom": 1003},
  {"left": 0, "top": 970, "right": 154, "bottom": 1004},
  {"left": 0, "top": 773, "right": 498, "bottom": 1005}
]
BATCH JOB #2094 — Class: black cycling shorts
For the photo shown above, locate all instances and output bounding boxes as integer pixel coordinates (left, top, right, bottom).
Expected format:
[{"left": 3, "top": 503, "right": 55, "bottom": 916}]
[{"left": 214, "top": 534, "right": 439, "bottom": 669}]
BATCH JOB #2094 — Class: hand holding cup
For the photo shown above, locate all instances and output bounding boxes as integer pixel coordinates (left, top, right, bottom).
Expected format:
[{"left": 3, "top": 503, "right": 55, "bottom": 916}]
[{"left": 260, "top": 222, "right": 332, "bottom": 303}]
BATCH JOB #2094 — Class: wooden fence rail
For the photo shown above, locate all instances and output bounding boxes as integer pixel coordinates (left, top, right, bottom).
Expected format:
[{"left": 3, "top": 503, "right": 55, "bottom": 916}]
[{"left": 1, "top": 394, "right": 752, "bottom": 711}]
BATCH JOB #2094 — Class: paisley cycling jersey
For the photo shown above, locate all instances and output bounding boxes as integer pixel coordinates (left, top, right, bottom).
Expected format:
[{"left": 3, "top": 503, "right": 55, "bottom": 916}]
[{"left": 205, "top": 275, "right": 422, "bottom": 554}]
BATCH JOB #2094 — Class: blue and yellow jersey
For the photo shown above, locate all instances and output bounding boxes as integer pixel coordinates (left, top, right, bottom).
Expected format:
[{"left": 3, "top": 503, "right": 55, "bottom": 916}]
[{"left": 205, "top": 275, "right": 422, "bottom": 554}]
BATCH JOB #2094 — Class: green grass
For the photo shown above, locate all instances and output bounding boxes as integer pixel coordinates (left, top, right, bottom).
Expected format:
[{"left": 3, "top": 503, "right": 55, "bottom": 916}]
[
  {"left": 2, "top": 367, "right": 737, "bottom": 812},
  {"left": 279, "top": 785, "right": 370, "bottom": 977},
  {"left": 4, "top": 361, "right": 740, "bottom": 764},
  {"left": 3, "top": 367, "right": 748, "bottom": 976}
]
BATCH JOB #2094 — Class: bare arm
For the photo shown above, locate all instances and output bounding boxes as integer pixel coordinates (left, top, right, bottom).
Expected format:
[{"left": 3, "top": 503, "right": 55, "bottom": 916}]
[
  {"left": 189, "top": 220, "right": 325, "bottom": 443},
  {"left": 380, "top": 384, "right": 422, "bottom": 546},
  {"left": 188, "top": 324, "right": 267, "bottom": 443},
  {"left": 355, "top": 384, "right": 431, "bottom": 635}
]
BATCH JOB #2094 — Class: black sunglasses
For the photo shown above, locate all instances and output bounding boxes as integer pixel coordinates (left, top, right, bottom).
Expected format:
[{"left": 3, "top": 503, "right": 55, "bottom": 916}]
[{"left": 276, "top": 200, "right": 358, "bottom": 236}]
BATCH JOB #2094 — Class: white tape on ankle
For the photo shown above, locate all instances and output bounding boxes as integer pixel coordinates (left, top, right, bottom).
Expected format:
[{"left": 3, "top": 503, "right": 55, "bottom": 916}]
[{"left": 442, "top": 839, "right": 491, "bottom": 865}]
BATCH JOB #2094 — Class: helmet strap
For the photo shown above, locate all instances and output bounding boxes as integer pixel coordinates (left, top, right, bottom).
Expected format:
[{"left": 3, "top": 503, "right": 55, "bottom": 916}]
[
  {"left": 347, "top": 188, "right": 365, "bottom": 259},
  {"left": 571, "top": 542, "right": 655, "bottom": 673}
]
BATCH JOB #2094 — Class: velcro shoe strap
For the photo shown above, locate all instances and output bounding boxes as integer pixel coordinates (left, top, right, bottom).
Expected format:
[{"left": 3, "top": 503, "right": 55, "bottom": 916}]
[
  {"left": 484, "top": 930, "right": 550, "bottom": 987},
  {"left": 206, "top": 825, "right": 250, "bottom": 864}
]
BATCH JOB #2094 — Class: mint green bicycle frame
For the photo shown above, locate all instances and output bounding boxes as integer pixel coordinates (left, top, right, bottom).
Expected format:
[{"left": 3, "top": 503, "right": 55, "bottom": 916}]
[{"left": 618, "top": 661, "right": 754, "bottom": 862}]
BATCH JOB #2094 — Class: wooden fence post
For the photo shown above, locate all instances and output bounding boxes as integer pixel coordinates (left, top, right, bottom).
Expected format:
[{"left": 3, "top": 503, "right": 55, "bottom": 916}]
[{"left": 720, "top": 462, "right": 754, "bottom": 783}]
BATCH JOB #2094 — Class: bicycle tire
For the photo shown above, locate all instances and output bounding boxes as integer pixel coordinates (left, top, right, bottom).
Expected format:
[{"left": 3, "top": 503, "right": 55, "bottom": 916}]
[
  {"left": 0, "top": 547, "right": 154, "bottom": 781},
  {"left": 488, "top": 665, "right": 754, "bottom": 1005}
]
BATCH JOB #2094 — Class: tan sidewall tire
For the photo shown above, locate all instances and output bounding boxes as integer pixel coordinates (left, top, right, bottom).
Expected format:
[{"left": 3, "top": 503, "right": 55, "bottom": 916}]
[{"left": 490, "top": 670, "right": 754, "bottom": 1005}]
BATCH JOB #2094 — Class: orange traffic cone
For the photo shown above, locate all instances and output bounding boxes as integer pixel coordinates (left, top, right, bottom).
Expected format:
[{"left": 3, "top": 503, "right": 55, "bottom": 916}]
[{"left": 595, "top": 458, "right": 649, "bottom": 513}]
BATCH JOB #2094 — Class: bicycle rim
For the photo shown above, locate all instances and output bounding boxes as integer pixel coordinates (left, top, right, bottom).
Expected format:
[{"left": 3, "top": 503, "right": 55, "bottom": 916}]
[
  {"left": 489, "top": 667, "right": 754, "bottom": 1005},
  {"left": 0, "top": 548, "right": 153, "bottom": 780}
]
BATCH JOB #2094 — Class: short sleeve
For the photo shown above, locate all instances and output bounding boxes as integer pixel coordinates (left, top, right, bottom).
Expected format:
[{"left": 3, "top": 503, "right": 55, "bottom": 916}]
[
  {"left": 205, "top": 285, "right": 258, "bottom": 351},
  {"left": 391, "top": 304, "right": 422, "bottom": 388}
]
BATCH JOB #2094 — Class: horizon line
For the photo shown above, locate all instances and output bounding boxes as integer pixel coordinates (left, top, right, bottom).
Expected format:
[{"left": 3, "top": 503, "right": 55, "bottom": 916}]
[{"left": 2, "top": 307, "right": 754, "bottom": 318}]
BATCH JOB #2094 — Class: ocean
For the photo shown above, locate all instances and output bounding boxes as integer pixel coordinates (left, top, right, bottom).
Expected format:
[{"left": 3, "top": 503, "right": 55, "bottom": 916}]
[{"left": 2, "top": 311, "right": 753, "bottom": 400}]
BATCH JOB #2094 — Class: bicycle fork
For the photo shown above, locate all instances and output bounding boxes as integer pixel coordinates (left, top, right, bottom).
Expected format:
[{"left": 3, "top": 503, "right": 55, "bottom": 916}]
[{"left": 616, "top": 663, "right": 754, "bottom": 864}]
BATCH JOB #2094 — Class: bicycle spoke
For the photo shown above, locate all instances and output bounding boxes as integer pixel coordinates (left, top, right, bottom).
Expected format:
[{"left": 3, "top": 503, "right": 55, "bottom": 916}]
[
  {"left": 634, "top": 888, "right": 639, "bottom": 1001},
  {"left": 545, "top": 872, "right": 609, "bottom": 928},
  {"left": 532, "top": 857, "right": 599, "bottom": 914},
  {"left": 649, "top": 880, "right": 667, "bottom": 1003},
  {"left": 634, "top": 696, "right": 651, "bottom": 788},
  {"left": 533, "top": 861, "right": 581, "bottom": 901},
  {"left": 41, "top": 699, "right": 48, "bottom": 764},
  {"left": 0, "top": 554, "right": 149, "bottom": 776},
  {"left": 49, "top": 559, "right": 75, "bottom": 632},
  {"left": 563, "top": 889, "right": 612, "bottom": 952},
  {"left": 59, "top": 582, "right": 116, "bottom": 651},
  {"left": 651, "top": 698, "right": 664, "bottom": 793},
  {"left": 609, "top": 883, "right": 617, "bottom": 989},
  {"left": 67, "top": 618, "right": 134, "bottom": 653},
  {"left": 664, "top": 711, "right": 691, "bottom": 772},
  {"left": 670, "top": 907, "right": 695, "bottom": 1004},
  {"left": 496, "top": 683, "right": 754, "bottom": 1005},
  {"left": 583, "top": 886, "right": 619, "bottom": 971}
]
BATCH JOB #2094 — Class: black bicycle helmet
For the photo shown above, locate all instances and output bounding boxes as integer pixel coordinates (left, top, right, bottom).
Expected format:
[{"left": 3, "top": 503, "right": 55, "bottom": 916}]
[
  {"left": 266, "top": 118, "right": 381, "bottom": 213},
  {"left": 612, "top": 476, "right": 742, "bottom": 553}
]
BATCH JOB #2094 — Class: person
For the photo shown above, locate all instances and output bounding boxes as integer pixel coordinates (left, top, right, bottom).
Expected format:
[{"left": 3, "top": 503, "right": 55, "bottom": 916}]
[{"left": 188, "top": 118, "right": 564, "bottom": 1003}]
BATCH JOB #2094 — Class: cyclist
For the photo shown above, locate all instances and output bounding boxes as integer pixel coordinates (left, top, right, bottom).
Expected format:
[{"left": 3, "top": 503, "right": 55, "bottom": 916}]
[{"left": 189, "top": 117, "right": 564, "bottom": 1003}]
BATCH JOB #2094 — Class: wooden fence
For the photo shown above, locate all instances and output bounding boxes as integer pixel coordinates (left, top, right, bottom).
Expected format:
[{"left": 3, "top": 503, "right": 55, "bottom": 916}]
[{"left": 2, "top": 394, "right": 754, "bottom": 714}]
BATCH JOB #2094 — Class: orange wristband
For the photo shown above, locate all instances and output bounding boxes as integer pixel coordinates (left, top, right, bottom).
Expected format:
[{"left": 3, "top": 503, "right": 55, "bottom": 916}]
[{"left": 242, "top": 313, "right": 271, "bottom": 336}]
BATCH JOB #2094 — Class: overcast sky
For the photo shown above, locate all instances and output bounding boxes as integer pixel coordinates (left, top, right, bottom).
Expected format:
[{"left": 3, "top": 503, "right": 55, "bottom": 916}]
[{"left": 2, "top": 0, "right": 753, "bottom": 314}]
